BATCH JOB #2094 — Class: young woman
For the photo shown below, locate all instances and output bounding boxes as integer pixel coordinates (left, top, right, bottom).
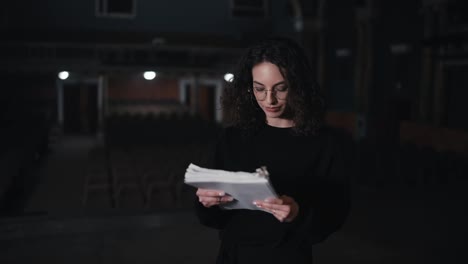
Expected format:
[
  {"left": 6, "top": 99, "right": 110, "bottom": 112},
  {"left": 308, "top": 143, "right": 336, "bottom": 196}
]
[{"left": 195, "top": 37, "right": 350, "bottom": 264}]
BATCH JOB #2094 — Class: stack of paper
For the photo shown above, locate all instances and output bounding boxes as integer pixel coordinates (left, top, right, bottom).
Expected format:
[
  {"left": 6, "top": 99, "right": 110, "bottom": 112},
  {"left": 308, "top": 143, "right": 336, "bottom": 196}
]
[{"left": 184, "top": 163, "right": 278, "bottom": 210}]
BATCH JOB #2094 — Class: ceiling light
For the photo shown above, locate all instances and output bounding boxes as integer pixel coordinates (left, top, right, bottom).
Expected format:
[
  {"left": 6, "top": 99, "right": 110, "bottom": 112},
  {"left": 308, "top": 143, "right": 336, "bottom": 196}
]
[
  {"left": 143, "top": 71, "right": 156, "bottom": 80},
  {"left": 58, "top": 71, "right": 69, "bottom": 80},
  {"left": 224, "top": 73, "right": 234, "bottom": 82}
]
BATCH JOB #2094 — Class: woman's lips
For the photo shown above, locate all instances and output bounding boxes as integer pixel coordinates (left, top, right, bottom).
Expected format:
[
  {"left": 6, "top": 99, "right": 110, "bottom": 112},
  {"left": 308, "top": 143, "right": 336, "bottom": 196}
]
[{"left": 265, "top": 107, "right": 280, "bottom": 112}]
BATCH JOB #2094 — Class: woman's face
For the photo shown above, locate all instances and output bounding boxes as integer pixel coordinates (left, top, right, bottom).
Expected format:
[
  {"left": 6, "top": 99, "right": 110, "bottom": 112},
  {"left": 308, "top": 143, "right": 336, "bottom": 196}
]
[{"left": 252, "top": 62, "right": 292, "bottom": 127}]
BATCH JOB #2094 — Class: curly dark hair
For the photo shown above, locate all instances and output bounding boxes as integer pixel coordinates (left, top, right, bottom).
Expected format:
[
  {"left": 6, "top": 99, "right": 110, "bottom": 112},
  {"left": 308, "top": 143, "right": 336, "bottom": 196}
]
[{"left": 222, "top": 37, "right": 325, "bottom": 135}]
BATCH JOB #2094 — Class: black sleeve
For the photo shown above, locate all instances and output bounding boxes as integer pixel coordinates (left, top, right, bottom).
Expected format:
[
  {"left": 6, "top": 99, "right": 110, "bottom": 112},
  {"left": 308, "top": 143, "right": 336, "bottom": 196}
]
[
  {"left": 289, "top": 132, "right": 351, "bottom": 245},
  {"left": 193, "top": 128, "right": 234, "bottom": 230}
]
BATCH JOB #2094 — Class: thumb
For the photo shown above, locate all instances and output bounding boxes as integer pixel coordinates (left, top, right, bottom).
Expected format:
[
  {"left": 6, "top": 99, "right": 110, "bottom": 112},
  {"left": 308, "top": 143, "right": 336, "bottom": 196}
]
[{"left": 280, "top": 195, "right": 294, "bottom": 204}]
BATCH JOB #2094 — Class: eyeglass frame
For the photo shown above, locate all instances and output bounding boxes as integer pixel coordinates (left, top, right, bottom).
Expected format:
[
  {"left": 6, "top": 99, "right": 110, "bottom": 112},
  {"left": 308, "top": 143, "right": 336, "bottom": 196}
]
[{"left": 251, "top": 86, "right": 289, "bottom": 101}]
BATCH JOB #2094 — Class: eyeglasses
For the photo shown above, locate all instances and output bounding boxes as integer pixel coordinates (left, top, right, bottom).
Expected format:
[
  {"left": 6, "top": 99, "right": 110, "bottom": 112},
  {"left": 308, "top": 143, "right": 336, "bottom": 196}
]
[{"left": 252, "top": 86, "right": 288, "bottom": 101}]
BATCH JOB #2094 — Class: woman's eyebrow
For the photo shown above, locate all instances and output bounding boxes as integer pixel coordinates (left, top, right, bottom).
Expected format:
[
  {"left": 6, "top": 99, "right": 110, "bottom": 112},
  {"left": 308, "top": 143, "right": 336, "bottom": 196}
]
[{"left": 253, "top": 80, "right": 286, "bottom": 86}]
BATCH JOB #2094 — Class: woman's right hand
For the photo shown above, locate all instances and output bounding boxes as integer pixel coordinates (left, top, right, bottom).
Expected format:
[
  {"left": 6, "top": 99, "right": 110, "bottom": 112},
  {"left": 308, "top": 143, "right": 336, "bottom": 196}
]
[{"left": 196, "top": 188, "right": 233, "bottom": 208}]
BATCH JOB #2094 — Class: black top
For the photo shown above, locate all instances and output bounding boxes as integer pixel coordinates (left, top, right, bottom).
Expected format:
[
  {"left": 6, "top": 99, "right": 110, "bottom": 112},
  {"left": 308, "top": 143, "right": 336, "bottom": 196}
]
[{"left": 195, "top": 124, "right": 350, "bottom": 263}]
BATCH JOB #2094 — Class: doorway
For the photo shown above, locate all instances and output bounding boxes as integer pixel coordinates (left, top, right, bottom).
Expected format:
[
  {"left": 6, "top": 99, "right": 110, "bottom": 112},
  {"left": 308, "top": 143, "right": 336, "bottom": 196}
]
[
  {"left": 63, "top": 83, "right": 98, "bottom": 135},
  {"left": 198, "top": 84, "right": 215, "bottom": 121}
]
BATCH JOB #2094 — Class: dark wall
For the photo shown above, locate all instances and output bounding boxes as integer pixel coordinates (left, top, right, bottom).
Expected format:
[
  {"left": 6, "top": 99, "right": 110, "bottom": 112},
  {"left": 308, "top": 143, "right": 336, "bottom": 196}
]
[
  {"left": 323, "top": 0, "right": 356, "bottom": 112},
  {"left": 4, "top": 0, "right": 294, "bottom": 38}
]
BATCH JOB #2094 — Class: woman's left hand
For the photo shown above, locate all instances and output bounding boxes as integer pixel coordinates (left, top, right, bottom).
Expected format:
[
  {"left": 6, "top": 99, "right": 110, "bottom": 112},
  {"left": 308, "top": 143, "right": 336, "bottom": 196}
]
[{"left": 253, "top": 195, "right": 299, "bottom": 222}]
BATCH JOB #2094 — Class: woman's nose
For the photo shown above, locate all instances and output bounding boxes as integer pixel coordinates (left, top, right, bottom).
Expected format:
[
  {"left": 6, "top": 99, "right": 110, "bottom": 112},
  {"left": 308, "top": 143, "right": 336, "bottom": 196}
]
[{"left": 265, "top": 90, "right": 277, "bottom": 104}]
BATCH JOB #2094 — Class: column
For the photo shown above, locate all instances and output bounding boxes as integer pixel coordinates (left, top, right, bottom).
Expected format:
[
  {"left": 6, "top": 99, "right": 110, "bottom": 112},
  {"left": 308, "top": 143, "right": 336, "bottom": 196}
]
[{"left": 56, "top": 79, "right": 64, "bottom": 132}]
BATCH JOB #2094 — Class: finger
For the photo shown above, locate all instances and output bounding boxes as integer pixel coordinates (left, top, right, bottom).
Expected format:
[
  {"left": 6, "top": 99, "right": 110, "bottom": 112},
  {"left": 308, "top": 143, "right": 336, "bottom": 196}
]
[
  {"left": 220, "top": 195, "right": 234, "bottom": 203},
  {"left": 279, "top": 195, "right": 294, "bottom": 204},
  {"left": 263, "top": 197, "right": 284, "bottom": 205},
  {"left": 257, "top": 202, "right": 286, "bottom": 210},
  {"left": 256, "top": 203, "right": 290, "bottom": 215},
  {"left": 254, "top": 202, "right": 290, "bottom": 222},
  {"left": 271, "top": 209, "right": 287, "bottom": 222},
  {"left": 196, "top": 189, "right": 225, "bottom": 197},
  {"left": 207, "top": 196, "right": 222, "bottom": 204},
  {"left": 199, "top": 196, "right": 222, "bottom": 205},
  {"left": 257, "top": 203, "right": 289, "bottom": 211},
  {"left": 252, "top": 199, "right": 282, "bottom": 208},
  {"left": 201, "top": 199, "right": 217, "bottom": 207},
  {"left": 197, "top": 188, "right": 224, "bottom": 196}
]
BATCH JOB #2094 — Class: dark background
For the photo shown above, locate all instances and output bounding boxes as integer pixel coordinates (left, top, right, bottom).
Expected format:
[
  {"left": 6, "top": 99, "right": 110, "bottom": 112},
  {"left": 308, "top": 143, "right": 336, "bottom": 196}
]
[{"left": 1, "top": 0, "right": 467, "bottom": 263}]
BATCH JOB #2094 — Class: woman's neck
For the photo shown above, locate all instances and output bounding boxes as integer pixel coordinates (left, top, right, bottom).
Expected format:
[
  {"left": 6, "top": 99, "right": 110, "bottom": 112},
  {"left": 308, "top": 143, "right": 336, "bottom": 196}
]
[{"left": 266, "top": 117, "right": 294, "bottom": 128}]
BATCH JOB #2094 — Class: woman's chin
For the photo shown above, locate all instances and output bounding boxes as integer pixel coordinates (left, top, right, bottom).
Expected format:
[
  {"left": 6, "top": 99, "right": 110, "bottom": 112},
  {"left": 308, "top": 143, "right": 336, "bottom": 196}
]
[{"left": 264, "top": 112, "right": 283, "bottom": 119}]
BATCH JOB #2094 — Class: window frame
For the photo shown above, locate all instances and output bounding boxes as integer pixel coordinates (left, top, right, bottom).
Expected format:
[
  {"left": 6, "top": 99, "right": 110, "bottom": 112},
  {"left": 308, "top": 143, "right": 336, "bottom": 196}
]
[
  {"left": 229, "top": 0, "right": 269, "bottom": 19},
  {"left": 95, "top": 0, "right": 137, "bottom": 19}
]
